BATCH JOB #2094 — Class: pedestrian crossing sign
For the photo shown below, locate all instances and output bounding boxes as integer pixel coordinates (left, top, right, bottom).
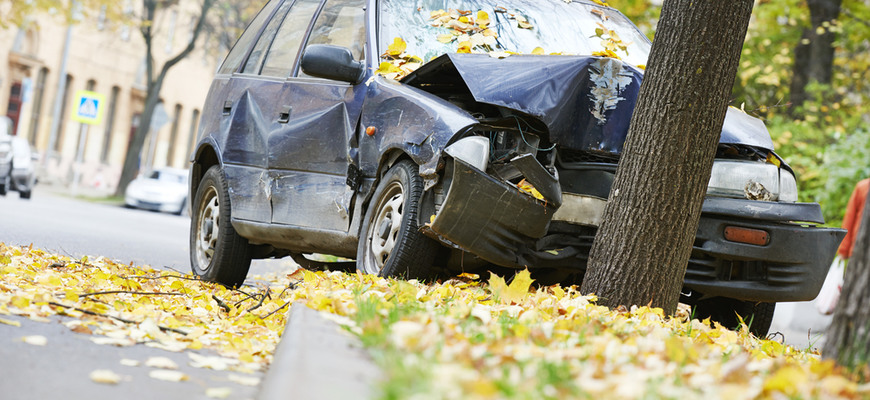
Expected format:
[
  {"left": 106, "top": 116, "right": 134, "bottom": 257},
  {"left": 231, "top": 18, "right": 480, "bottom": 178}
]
[{"left": 71, "top": 90, "right": 106, "bottom": 125}]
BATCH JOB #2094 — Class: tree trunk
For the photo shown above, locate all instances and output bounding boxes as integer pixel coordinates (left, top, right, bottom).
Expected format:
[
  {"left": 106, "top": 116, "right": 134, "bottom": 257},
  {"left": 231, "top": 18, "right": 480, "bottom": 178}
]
[
  {"left": 114, "top": 0, "right": 215, "bottom": 196},
  {"left": 823, "top": 192, "right": 870, "bottom": 370},
  {"left": 788, "top": 0, "right": 842, "bottom": 114},
  {"left": 579, "top": 0, "right": 754, "bottom": 314}
]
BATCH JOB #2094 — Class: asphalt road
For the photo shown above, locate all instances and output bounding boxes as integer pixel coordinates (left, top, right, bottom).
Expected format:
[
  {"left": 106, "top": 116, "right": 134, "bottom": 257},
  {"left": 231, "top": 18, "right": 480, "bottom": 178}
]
[
  {"left": 0, "top": 186, "right": 295, "bottom": 400},
  {"left": 0, "top": 186, "right": 190, "bottom": 269}
]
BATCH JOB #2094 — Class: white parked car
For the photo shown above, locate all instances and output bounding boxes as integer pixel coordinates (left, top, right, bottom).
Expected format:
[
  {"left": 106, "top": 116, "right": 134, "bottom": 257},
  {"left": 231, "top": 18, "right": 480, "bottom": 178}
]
[
  {"left": 0, "top": 116, "right": 37, "bottom": 199},
  {"left": 124, "top": 167, "right": 189, "bottom": 215}
]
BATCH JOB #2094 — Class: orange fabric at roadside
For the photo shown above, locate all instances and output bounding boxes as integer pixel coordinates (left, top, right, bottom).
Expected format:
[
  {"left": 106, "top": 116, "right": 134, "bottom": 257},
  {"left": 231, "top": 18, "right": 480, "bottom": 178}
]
[{"left": 838, "top": 178, "right": 870, "bottom": 259}]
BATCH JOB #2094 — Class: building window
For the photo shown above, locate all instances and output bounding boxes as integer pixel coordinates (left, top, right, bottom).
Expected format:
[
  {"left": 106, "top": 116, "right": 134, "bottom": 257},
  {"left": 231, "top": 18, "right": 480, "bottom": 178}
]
[
  {"left": 56, "top": 74, "right": 74, "bottom": 151},
  {"left": 28, "top": 67, "right": 49, "bottom": 144},
  {"left": 167, "top": 104, "right": 182, "bottom": 166},
  {"left": 101, "top": 86, "right": 120, "bottom": 163},
  {"left": 186, "top": 108, "right": 200, "bottom": 160}
]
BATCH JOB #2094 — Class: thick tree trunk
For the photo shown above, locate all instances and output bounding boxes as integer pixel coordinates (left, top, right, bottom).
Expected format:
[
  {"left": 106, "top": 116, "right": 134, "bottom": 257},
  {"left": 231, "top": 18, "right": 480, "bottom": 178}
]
[
  {"left": 789, "top": 0, "right": 842, "bottom": 114},
  {"left": 823, "top": 193, "right": 870, "bottom": 369},
  {"left": 580, "top": 0, "right": 754, "bottom": 314}
]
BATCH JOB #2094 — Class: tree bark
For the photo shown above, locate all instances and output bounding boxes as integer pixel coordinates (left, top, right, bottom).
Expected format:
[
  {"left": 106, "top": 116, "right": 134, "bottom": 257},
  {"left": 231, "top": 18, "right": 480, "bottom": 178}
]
[
  {"left": 788, "top": 0, "right": 842, "bottom": 114},
  {"left": 115, "top": 0, "right": 215, "bottom": 196},
  {"left": 580, "top": 0, "right": 754, "bottom": 314},
  {"left": 823, "top": 192, "right": 870, "bottom": 369}
]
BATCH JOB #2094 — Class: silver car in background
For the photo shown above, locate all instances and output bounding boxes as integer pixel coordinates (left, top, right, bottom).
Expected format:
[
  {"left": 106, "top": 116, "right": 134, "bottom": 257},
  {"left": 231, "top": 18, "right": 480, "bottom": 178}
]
[
  {"left": 124, "top": 167, "right": 190, "bottom": 215},
  {"left": 0, "top": 116, "right": 36, "bottom": 199}
]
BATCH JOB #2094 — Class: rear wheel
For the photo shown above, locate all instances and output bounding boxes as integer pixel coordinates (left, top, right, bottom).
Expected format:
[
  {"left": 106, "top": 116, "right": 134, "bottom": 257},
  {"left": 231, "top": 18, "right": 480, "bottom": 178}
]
[
  {"left": 692, "top": 297, "right": 776, "bottom": 337},
  {"left": 357, "top": 160, "right": 439, "bottom": 279},
  {"left": 190, "top": 165, "right": 251, "bottom": 287},
  {"left": 0, "top": 175, "right": 7, "bottom": 196},
  {"left": 19, "top": 190, "right": 31, "bottom": 199}
]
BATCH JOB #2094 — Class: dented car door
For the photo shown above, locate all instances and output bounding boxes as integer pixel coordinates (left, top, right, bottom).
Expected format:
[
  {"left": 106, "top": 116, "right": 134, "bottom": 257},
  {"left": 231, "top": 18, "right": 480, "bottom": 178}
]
[{"left": 268, "top": 0, "right": 367, "bottom": 230}]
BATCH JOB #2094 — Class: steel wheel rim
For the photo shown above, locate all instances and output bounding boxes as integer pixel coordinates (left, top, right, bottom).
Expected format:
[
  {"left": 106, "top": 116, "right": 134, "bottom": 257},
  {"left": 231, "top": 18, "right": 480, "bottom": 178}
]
[
  {"left": 195, "top": 186, "right": 220, "bottom": 271},
  {"left": 363, "top": 181, "right": 405, "bottom": 274}
]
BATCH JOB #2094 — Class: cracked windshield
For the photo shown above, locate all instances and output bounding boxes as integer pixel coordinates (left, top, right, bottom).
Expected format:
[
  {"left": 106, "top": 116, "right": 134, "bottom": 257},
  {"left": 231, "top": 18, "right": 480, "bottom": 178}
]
[{"left": 378, "top": 0, "right": 651, "bottom": 79}]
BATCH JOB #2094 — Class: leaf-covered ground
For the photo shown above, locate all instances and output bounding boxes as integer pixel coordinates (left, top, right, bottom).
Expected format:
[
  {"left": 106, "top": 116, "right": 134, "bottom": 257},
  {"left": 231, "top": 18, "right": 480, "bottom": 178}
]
[{"left": 0, "top": 244, "right": 866, "bottom": 399}]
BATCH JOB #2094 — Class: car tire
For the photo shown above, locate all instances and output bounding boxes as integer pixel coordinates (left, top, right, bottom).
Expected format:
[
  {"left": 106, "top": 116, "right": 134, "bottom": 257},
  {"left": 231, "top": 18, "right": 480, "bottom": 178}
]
[
  {"left": 692, "top": 297, "right": 776, "bottom": 337},
  {"left": 357, "top": 160, "right": 439, "bottom": 280},
  {"left": 189, "top": 165, "right": 252, "bottom": 288},
  {"left": 0, "top": 175, "right": 7, "bottom": 196},
  {"left": 20, "top": 190, "right": 31, "bottom": 200}
]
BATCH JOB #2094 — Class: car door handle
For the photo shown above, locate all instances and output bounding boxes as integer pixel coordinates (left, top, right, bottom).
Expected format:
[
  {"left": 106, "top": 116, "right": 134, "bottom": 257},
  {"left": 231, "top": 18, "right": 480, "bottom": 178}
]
[
  {"left": 278, "top": 105, "right": 292, "bottom": 123},
  {"left": 222, "top": 100, "right": 232, "bottom": 115}
]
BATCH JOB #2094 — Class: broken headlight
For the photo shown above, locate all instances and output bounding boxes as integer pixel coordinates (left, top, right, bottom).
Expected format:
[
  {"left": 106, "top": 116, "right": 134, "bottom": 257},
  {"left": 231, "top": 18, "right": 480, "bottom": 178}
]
[
  {"left": 444, "top": 136, "right": 490, "bottom": 171},
  {"left": 707, "top": 160, "right": 797, "bottom": 202}
]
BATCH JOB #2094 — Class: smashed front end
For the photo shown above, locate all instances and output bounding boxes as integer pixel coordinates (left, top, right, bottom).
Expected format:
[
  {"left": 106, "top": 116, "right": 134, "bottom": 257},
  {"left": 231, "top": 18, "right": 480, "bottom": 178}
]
[{"left": 401, "top": 53, "right": 843, "bottom": 302}]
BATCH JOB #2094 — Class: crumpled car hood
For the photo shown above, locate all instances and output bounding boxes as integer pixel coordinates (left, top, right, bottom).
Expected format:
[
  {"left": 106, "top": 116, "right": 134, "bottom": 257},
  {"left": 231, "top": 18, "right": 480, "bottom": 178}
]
[{"left": 405, "top": 54, "right": 774, "bottom": 153}]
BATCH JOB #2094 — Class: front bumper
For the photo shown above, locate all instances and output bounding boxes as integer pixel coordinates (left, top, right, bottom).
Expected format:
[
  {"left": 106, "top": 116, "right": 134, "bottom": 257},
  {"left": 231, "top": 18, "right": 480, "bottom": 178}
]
[
  {"left": 685, "top": 198, "right": 845, "bottom": 302},
  {"left": 10, "top": 169, "right": 33, "bottom": 191},
  {"left": 424, "top": 161, "right": 845, "bottom": 302},
  {"left": 423, "top": 158, "right": 557, "bottom": 268}
]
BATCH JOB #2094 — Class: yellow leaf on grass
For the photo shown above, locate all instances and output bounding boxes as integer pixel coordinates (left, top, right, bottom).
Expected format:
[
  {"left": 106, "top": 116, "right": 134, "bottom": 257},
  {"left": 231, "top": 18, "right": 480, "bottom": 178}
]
[
  {"left": 489, "top": 270, "right": 533, "bottom": 304},
  {"left": 763, "top": 366, "right": 805, "bottom": 395}
]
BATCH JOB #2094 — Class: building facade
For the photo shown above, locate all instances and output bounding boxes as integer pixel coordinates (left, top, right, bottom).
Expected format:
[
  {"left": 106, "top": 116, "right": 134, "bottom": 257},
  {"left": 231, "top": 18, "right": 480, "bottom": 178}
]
[{"left": 0, "top": 3, "right": 220, "bottom": 193}]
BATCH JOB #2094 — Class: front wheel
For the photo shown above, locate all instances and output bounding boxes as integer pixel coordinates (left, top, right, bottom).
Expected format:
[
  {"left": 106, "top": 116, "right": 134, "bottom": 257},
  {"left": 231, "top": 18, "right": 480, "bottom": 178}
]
[
  {"left": 692, "top": 297, "right": 776, "bottom": 337},
  {"left": 357, "top": 160, "right": 439, "bottom": 280},
  {"left": 189, "top": 165, "right": 251, "bottom": 287}
]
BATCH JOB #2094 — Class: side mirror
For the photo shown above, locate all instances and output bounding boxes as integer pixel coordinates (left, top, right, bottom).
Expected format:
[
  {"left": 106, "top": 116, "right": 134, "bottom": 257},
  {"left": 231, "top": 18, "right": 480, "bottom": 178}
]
[{"left": 300, "top": 45, "right": 366, "bottom": 84}]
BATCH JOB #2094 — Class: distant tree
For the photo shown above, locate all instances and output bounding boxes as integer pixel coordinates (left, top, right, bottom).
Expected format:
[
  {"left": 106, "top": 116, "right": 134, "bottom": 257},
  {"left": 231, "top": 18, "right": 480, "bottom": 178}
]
[
  {"left": 114, "top": 0, "right": 216, "bottom": 197},
  {"left": 824, "top": 193, "right": 870, "bottom": 370},
  {"left": 789, "top": 0, "right": 842, "bottom": 114},
  {"left": 0, "top": 0, "right": 122, "bottom": 28},
  {"left": 580, "top": 0, "right": 754, "bottom": 314}
]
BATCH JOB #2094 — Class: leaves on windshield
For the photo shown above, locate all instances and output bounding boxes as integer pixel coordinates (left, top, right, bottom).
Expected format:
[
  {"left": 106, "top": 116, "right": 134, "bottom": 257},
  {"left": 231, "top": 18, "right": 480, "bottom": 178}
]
[
  {"left": 379, "top": 37, "right": 424, "bottom": 80},
  {"left": 377, "top": 4, "right": 636, "bottom": 81}
]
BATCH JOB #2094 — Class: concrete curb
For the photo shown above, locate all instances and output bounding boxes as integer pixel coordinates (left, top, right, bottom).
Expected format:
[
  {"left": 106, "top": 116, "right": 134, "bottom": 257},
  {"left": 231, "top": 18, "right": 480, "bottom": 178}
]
[{"left": 257, "top": 304, "right": 382, "bottom": 400}]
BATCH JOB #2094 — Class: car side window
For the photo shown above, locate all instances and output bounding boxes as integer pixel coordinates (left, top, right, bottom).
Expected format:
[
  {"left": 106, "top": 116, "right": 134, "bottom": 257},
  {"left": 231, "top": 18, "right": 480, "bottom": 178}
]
[
  {"left": 260, "top": 0, "right": 323, "bottom": 78},
  {"left": 217, "top": 0, "right": 281, "bottom": 75},
  {"left": 298, "top": 0, "right": 366, "bottom": 78},
  {"left": 241, "top": 0, "right": 295, "bottom": 75}
]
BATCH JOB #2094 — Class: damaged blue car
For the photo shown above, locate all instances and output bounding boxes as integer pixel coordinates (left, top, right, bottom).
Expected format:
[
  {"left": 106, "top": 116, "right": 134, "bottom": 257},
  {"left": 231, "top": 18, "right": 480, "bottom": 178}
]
[{"left": 188, "top": 0, "right": 844, "bottom": 335}]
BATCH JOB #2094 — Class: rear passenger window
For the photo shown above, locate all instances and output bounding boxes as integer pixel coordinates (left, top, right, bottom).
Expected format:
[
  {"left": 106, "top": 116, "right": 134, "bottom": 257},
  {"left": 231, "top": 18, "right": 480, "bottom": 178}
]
[
  {"left": 304, "top": 0, "right": 366, "bottom": 62},
  {"left": 242, "top": 0, "right": 294, "bottom": 74},
  {"left": 260, "top": 0, "right": 323, "bottom": 77},
  {"left": 217, "top": 0, "right": 281, "bottom": 75}
]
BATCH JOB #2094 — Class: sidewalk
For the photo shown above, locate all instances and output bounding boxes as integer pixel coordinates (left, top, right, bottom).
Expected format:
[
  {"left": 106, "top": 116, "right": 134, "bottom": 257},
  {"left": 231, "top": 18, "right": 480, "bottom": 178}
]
[{"left": 258, "top": 305, "right": 382, "bottom": 400}]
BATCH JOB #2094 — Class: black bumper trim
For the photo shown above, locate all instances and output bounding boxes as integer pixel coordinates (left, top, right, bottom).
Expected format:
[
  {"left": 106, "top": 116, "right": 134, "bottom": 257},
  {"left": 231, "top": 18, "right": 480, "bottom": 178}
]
[{"left": 701, "top": 197, "right": 824, "bottom": 224}]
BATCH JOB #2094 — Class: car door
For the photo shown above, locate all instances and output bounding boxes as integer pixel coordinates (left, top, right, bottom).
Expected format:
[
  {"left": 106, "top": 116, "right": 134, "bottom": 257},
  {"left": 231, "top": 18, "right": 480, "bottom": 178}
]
[
  {"left": 217, "top": 0, "right": 321, "bottom": 223},
  {"left": 213, "top": 0, "right": 285, "bottom": 223},
  {"left": 267, "top": 0, "right": 367, "bottom": 231}
]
